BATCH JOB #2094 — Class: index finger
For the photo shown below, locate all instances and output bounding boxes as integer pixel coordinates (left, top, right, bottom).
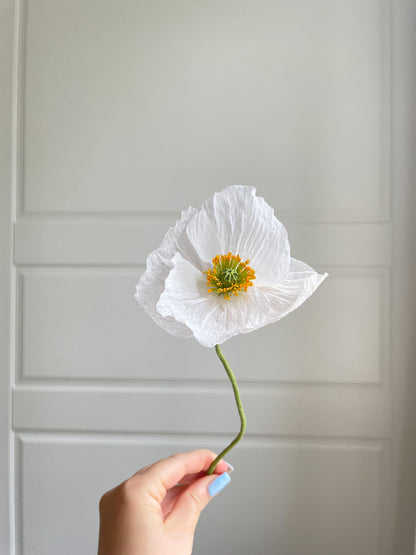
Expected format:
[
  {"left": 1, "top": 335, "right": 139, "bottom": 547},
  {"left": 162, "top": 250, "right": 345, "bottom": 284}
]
[{"left": 134, "top": 449, "right": 228, "bottom": 501}]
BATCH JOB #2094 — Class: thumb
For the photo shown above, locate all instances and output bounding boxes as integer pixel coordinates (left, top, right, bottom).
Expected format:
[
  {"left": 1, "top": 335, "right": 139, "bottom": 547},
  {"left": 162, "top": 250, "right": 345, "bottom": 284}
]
[{"left": 167, "top": 472, "right": 231, "bottom": 531}]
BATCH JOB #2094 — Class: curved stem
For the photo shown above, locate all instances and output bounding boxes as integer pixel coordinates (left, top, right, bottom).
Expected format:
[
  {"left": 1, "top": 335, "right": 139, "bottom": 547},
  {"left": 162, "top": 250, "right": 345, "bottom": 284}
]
[{"left": 206, "top": 344, "right": 247, "bottom": 475}]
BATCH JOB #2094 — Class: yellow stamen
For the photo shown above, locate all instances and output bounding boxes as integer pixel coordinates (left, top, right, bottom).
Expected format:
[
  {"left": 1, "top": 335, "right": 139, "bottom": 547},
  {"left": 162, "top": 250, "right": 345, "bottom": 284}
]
[{"left": 204, "top": 252, "right": 256, "bottom": 300}]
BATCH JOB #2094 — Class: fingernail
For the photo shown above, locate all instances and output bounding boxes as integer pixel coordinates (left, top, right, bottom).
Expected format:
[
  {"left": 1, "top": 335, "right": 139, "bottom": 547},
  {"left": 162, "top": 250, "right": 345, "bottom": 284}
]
[
  {"left": 224, "top": 461, "right": 234, "bottom": 473},
  {"left": 208, "top": 472, "right": 231, "bottom": 496}
]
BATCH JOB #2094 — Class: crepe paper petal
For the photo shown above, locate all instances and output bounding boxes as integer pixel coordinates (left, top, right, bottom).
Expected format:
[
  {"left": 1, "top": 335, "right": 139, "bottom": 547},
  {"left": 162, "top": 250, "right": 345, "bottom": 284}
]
[
  {"left": 263, "top": 258, "right": 329, "bottom": 322},
  {"left": 134, "top": 207, "right": 197, "bottom": 338},
  {"left": 157, "top": 253, "right": 272, "bottom": 348},
  {"left": 182, "top": 185, "right": 290, "bottom": 285}
]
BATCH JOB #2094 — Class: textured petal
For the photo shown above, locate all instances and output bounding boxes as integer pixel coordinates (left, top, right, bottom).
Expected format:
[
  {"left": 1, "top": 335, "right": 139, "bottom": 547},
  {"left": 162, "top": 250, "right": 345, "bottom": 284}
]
[
  {"left": 260, "top": 258, "right": 328, "bottom": 324},
  {"left": 135, "top": 207, "right": 198, "bottom": 338},
  {"left": 182, "top": 185, "right": 290, "bottom": 286},
  {"left": 157, "top": 253, "right": 272, "bottom": 348}
]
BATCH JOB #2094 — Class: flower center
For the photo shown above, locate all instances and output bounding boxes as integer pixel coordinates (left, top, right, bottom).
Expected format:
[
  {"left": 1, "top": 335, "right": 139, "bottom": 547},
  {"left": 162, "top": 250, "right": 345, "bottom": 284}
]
[{"left": 204, "top": 252, "right": 256, "bottom": 300}]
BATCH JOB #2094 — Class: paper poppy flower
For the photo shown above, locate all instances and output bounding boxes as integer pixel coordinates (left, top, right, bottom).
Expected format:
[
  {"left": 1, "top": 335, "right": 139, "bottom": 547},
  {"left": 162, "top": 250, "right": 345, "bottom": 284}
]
[
  {"left": 135, "top": 185, "right": 327, "bottom": 348},
  {"left": 135, "top": 185, "right": 328, "bottom": 474}
]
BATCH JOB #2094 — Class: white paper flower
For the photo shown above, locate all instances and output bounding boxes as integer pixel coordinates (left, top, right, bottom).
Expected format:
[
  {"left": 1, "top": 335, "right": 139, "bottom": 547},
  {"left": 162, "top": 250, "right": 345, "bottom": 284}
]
[{"left": 135, "top": 185, "right": 327, "bottom": 348}]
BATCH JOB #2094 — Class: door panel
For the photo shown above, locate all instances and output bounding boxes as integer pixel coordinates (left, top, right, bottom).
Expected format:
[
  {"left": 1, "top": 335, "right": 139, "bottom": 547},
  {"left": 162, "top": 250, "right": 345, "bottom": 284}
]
[
  {"left": 22, "top": 0, "right": 388, "bottom": 219},
  {"left": 15, "top": 267, "right": 387, "bottom": 384},
  {"left": 1, "top": 1, "right": 415, "bottom": 554},
  {"left": 17, "top": 436, "right": 385, "bottom": 555}
]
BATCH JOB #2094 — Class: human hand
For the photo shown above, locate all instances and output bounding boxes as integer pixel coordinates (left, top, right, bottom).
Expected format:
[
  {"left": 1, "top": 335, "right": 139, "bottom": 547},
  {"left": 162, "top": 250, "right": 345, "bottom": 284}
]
[{"left": 97, "top": 449, "right": 232, "bottom": 555}]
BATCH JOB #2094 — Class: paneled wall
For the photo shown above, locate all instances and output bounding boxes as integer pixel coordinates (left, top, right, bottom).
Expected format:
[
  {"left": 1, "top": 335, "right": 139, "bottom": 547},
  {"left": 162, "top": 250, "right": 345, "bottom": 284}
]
[{"left": 10, "top": 1, "right": 399, "bottom": 554}]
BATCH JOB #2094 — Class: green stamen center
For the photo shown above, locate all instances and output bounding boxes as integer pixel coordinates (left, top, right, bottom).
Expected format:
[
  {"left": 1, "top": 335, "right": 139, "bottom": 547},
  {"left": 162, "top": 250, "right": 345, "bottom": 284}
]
[{"left": 204, "top": 252, "right": 256, "bottom": 300}]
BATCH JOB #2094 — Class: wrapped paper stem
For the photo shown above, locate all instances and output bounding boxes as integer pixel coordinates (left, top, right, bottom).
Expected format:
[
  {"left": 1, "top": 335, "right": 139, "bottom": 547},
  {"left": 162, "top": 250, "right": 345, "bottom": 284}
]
[{"left": 206, "top": 345, "right": 247, "bottom": 475}]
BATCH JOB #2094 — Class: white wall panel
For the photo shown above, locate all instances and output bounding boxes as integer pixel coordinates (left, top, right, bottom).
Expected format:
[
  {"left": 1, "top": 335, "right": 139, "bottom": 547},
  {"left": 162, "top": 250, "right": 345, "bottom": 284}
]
[
  {"left": 13, "top": 386, "right": 391, "bottom": 438},
  {"left": 18, "top": 267, "right": 387, "bottom": 384},
  {"left": 14, "top": 219, "right": 392, "bottom": 267},
  {"left": 17, "top": 435, "right": 385, "bottom": 555},
  {"left": 20, "top": 0, "right": 389, "bottom": 220}
]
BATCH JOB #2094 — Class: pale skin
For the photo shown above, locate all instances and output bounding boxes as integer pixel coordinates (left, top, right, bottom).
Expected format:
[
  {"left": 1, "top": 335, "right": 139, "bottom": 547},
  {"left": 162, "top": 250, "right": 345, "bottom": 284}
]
[{"left": 97, "top": 449, "right": 230, "bottom": 555}]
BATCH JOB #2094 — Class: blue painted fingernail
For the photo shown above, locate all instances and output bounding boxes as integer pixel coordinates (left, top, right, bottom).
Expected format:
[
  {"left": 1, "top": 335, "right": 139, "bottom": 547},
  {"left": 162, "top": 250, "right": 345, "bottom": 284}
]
[{"left": 208, "top": 472, "right": 231, "bottom": 496}]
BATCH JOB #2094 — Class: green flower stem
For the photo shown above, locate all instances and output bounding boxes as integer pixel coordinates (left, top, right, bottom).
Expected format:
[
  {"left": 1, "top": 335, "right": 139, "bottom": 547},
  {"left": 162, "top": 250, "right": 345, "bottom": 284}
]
[{"left": 206, "top": 344, "right": 247, "bottom": 475}]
